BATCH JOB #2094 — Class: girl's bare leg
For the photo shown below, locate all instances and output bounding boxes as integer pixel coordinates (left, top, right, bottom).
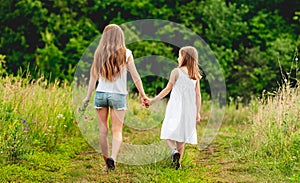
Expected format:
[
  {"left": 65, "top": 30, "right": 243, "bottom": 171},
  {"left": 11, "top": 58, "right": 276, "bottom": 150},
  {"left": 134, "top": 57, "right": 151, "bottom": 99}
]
[
  {"left": 176, "top": 142, "right": 185, "bottom": 162},
  {"left": 96, "top": 108, "right": 109, "bottom": 162},
  {"left": 166, "top": 139, "right": 176, "bottom": 149},
  {"left": 111, "top": 109, "right": 125, "bottom": 161}
]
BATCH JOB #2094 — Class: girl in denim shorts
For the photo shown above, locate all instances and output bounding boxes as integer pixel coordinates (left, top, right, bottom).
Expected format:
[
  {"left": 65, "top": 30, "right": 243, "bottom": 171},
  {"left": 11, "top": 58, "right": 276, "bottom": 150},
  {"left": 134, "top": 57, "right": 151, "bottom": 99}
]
[{"left": 83, "top": 24, "right": 148, "bottom": 171}]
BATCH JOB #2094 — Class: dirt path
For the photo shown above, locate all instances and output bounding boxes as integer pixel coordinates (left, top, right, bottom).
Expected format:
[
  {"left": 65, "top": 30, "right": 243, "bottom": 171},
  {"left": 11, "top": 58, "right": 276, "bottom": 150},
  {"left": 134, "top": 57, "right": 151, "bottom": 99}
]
[{"left": 65, "top": 124, "right": 261, "bottom": 182}]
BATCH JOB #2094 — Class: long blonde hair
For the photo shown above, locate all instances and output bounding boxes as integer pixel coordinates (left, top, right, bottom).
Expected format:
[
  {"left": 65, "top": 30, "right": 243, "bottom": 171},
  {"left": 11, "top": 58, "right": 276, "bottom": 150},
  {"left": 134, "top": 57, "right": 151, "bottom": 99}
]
[
  {"left": 91, "top": 24, "right": 126, "bottom": 81},
  {"left": 179, "top": 46, "right": 201, "bottom": 80}
]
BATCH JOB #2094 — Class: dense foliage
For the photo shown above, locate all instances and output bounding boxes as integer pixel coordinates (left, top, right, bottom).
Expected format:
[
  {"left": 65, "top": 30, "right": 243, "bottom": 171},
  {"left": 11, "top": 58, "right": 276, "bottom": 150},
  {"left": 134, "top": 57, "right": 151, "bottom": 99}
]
[{"left": 0, "top": 0, "right": 299, "bottom": 100}]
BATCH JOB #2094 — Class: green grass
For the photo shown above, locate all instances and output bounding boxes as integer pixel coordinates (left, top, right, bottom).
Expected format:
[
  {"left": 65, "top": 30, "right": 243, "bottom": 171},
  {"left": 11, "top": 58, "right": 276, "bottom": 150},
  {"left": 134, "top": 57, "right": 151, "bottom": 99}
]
[
  {"left": 233, "top": 84, "right": 300, "bottom": 182},
  {"left": 0, "top": 124, "right": 256, "bottom": 183},
  {"left": 1, "top": 75, "right": 299, "bottom": 182}
]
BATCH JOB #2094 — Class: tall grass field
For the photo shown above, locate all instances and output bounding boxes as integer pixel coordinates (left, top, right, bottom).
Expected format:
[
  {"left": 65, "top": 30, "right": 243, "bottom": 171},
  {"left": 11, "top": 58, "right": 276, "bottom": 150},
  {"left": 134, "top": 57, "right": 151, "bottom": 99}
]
[{"left": 0, "top": 73, "right": 299, "bottom": 182}]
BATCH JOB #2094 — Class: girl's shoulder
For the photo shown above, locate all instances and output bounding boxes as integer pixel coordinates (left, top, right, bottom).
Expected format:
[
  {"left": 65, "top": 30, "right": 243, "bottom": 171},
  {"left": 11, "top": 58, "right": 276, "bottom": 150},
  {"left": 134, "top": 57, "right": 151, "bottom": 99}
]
[
  {"left": 169, "top": 68, "right": 180, "bottom": 84},
  {"left": 126, "top": 48, "right": 132, "bottom": 61},
  {"left": 171, "top": 67, "right": 180, "bottom": 75},
  {"left": 126, "top": 48, "right": 132, "bottom": 55}
]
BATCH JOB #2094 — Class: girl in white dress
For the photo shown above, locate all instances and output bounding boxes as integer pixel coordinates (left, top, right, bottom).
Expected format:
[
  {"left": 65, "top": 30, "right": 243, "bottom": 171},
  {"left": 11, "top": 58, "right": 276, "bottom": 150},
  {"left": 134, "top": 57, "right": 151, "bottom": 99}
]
[{"left": 148, "top": 46, "right": 201, "bottom": 169}]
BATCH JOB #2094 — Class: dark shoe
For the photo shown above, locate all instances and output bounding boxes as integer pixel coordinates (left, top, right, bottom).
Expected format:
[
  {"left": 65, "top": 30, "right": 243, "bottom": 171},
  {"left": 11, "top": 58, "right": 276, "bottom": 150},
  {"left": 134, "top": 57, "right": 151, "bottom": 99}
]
[
  {"left": 171, "top": 150, "right": 180, "bottom": 163},
  {"left": 175, "top": 162, "right": 181, "bottom": 170},
  {"left": 106, "top": 157, "right": 115, "bottom": 170},
  {"left": 171, "top": 149, "right": 180, "bottom": 170}
]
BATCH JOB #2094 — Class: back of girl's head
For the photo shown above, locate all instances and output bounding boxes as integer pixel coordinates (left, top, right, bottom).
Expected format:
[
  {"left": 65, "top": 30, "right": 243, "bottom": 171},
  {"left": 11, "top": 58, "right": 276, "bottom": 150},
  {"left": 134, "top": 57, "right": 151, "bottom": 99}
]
[
  {"left": 101, "top": 24, "right": 125, "bottom": 48},
  {"left": 179, "top": 46, "right": 201, "bottom": 80},
  {"left": 92, "top": 24, "right": 126, "bottom": 81}
]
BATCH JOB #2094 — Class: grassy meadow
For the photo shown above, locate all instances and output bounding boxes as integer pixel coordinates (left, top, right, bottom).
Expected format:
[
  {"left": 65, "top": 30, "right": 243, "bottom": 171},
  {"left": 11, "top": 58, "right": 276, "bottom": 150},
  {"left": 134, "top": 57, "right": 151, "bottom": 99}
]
[{"left": 0, "top": 74, "right": 299, "bottom": 183}]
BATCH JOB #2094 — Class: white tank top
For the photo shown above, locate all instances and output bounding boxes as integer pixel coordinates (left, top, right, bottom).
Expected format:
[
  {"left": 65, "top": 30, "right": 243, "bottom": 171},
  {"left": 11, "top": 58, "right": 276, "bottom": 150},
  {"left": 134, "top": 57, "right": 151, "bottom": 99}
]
[{"left": 96, "top": 49, "right": 132, "bottom": 95}]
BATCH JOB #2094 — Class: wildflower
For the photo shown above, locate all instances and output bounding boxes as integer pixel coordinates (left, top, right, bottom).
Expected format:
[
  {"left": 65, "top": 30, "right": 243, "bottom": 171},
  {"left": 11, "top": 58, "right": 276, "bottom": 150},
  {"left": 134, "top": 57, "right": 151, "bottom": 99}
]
[
  {"left": 295, "top": 57, "right": 298, "bottom": 61},
  {"left": 284, "top": 79, "right": 287, "bottom": 83},
  {"left": 75, "top": 121, "right": 79, "bottom": 125},
  {"left": 57, "top": 114, "right": 65, "bottom": 119},
  {"left": 20, "top": 118, "right": 26, "bottom": 124}
]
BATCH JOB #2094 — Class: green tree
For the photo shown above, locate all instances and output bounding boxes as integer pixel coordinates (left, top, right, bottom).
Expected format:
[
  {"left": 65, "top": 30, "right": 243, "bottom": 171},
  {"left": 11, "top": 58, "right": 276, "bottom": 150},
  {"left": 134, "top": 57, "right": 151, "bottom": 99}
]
[
  {"left": 0, "top": 54, "right": 7, "bottom": 76},
  {"left": 0, "top": 0, "right": 299, "bottom": 100}
]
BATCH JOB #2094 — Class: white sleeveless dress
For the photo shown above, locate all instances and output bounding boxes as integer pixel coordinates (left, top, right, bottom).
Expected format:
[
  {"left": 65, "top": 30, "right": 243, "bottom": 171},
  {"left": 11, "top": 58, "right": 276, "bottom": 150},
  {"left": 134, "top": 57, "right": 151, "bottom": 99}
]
[{"left": 160, "top": 68, "right": 198, "bottom": 144}]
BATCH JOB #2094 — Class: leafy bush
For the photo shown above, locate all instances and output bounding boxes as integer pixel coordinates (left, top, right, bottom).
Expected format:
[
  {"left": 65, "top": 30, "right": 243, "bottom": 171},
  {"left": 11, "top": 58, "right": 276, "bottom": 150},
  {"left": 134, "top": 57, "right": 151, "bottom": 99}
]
[{"left": 0, "top": 54, "right": 7, "bottom": 76}]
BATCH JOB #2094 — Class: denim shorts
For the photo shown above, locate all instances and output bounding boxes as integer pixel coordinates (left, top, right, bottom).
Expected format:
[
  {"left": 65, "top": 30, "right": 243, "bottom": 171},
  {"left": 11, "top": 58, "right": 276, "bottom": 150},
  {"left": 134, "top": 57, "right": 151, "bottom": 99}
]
[{"left": 94, "top": 92, "right": 127, "bottom": 110}]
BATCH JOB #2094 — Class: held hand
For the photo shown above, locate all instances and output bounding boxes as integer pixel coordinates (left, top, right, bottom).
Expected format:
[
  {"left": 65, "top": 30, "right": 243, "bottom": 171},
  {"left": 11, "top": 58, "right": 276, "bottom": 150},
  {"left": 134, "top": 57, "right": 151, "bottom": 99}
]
[
  {"left": 148, "top": 99, "right": 155, "bottom": 106},
  {"left": 196, "top": 113, "right": 201, "bottom": 123},
  {"left": 141, "top": 95, "right": 150, "bottom": 108},
  {"left": 143, "top": 98, "right": 156, "bottom": 107}
]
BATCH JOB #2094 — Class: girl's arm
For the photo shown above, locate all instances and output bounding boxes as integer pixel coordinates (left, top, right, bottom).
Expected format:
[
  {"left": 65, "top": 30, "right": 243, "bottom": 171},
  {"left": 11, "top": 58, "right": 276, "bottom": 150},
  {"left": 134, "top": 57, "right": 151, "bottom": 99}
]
[
  {"left": 150, "top": 69, "right": 178, "bottom": 105},
  {"left": 150, "top": 82, "right": 173, "bottom": 104},
  {"left": 195, "top": 80, "right": 201, "bottom": 122},
  {"left": 83, "top": 73, "right": 97, "bottom": 104},
  {"left": 127, "top": 55, "right": 147, "bottom": 99}
]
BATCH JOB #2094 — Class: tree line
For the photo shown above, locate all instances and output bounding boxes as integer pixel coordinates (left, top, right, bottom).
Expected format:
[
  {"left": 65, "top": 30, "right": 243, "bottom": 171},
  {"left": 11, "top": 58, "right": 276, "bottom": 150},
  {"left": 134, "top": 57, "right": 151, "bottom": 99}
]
[{"left": 0, "top": 0, "right": 299, "bottom": 101}]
